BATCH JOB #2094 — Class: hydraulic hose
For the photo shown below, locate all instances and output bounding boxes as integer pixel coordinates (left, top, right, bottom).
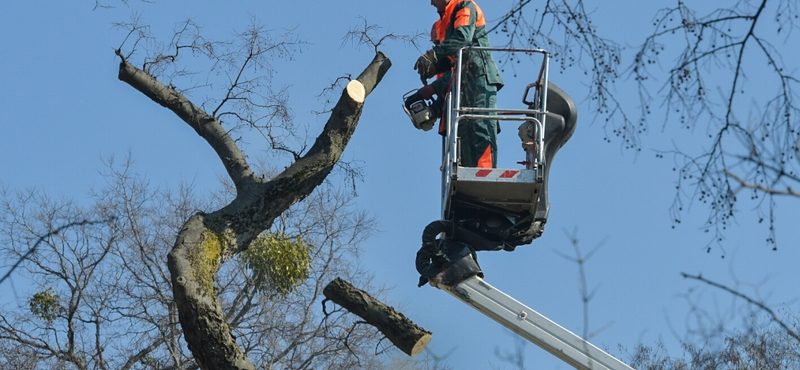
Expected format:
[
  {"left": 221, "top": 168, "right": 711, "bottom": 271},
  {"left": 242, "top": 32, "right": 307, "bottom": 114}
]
[
  {"left": 421, "top": 220, "right": 454, "bottom": 246},
  {"left": 416, "top": 220, "right": 454, "bottom": 277}
]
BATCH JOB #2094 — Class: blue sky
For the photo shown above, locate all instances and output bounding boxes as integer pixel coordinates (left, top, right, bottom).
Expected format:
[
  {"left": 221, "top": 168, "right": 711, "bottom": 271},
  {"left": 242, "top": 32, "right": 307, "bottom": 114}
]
[{"left": 2, "top": 1, "right": 799, "bottom": 369}]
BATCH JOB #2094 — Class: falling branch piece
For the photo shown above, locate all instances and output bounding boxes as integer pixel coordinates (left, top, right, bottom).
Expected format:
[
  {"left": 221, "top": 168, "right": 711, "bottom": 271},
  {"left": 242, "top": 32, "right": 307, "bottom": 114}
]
[{"left": 323, "top": 278, "right": 432, "bottom": 357}]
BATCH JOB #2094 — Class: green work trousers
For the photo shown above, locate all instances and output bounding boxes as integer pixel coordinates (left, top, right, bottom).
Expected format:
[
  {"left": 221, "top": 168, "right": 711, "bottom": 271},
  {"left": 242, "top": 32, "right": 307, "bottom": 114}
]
[{"left": 458, "top": 82, "right": 499, "bottom": 168}]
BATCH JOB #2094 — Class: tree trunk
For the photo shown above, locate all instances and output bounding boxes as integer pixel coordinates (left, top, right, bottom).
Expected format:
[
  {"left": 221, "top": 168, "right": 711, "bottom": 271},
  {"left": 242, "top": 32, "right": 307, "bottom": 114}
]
[{"left": 323, "top": 278, "right": 432, "bottom": 357}]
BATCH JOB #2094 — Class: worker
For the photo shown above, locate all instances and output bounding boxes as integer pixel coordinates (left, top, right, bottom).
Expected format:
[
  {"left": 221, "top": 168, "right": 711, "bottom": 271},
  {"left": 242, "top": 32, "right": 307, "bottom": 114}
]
[
  {"left": 412, "top": 0, "right": 504, "bottom": 168},
  {"left": 429, "top": 12, "right": 448, "bottom": 134}
]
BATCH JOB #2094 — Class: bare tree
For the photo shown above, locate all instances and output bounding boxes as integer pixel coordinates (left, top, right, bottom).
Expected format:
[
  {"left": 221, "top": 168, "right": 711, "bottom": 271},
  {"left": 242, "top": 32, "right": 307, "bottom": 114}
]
[
  {"left": 619, "top": 269, "right": 800, "bottom": 369},
  {"left": 498, "top": 0, "right": 800, "bottom": 252},
  {"left": 109, "top": 13, "right": 398, "bottom": 368},
  {"left": 491, "top": 1, "right": 632, "bottom": 147},
  {"left": 0, "top": 185, "right": 123, "bottom": 370},
  {"left": 632, "top": 0, "right": 800, "bottom": 252},
  {"left": 0, "top": 153, "right": 438, "bottom": 369},
  {"left": 630, "top": 319, "right": 800, "bottom": 369}
]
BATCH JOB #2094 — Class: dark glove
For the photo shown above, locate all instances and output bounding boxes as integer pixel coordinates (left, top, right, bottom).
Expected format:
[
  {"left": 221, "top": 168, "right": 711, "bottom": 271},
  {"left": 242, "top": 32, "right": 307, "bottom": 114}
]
[{"left": 413, "top": 49, "right": 438, "bottom": 84}]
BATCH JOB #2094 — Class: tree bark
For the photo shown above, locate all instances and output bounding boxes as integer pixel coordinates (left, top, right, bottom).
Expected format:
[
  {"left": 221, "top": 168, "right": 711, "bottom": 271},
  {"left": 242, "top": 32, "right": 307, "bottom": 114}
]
[
  {"left": 323, "top": 278, "right": 432, "bottom": 357},
  {"left": 117, "top": 51, "right": 392, "bottom": 370}
]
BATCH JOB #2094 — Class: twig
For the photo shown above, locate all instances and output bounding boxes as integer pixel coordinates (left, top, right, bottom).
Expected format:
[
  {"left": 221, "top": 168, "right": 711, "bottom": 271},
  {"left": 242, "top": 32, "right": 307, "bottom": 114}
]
[
  {"left": 0, "top": 219, "right": 112, "bottom": 285},
  {"left": 681, "top": 272, "right": 800, "bottom": 342}
]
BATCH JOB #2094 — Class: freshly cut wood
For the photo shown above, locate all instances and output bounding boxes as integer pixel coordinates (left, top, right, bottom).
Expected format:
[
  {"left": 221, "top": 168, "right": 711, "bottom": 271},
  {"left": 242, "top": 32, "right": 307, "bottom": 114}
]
[
  {"left": 323, "top": 278, "right": 432, "bottom": 357},
  {"left": 345, "top": 79, "right": 366, "bottom": 104}
]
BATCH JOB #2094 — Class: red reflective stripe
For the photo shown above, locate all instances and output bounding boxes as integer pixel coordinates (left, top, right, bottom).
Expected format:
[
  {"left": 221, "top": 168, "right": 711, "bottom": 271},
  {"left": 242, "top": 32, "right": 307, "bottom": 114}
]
[{"left": 474, "top": 170, "right": 518, "bottom": 178}]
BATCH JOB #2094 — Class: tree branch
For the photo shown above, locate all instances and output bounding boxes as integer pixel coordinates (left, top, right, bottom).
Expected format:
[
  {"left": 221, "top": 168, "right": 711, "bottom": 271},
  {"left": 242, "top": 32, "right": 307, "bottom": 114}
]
[
  {"left": 0, "top": 219, "right": 109, "bottom": 285},
  {"left": 682, "top": 272, "right": 800, "bottom": 342},
  {"left": 115, "top": 49, "right": 256, "bottom": 191},
  {"left": 724, "top": 169, "right": 800, "bottom": 197}
]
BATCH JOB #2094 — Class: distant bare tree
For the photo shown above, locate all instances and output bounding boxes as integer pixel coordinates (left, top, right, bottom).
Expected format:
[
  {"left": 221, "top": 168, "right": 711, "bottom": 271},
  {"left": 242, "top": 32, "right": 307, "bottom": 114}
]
[
  {"left": 497, "top": 0, "right": 800, "bottom": 252},
  {"left": 0, "top": 156, "right": 441, "bottom": 370},
  {"left": 490, "top": 1, "right": 631, "bottom": 146},
  {"left": 634, "top": 1, "right": 800, "bottom": 253},
  {"left": 630, "top": 321, "right": 800, "bottom": 370},
  {"left": 0, "top": 159, "right": 190, "bottom": 370},
  {"left": 624, "top": 271, "right": 800, "bottom": 370}
]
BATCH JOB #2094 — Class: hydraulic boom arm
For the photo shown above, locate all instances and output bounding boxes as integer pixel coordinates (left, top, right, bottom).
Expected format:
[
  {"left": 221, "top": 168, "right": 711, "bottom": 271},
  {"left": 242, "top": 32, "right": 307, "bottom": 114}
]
[{"left": 437, "top": 275, "right": 635, "bottom": 370}]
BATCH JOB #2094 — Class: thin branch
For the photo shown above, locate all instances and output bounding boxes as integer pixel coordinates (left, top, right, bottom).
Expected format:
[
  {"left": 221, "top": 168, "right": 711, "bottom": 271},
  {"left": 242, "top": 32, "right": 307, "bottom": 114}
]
[
  {"left": 681, "top": 272, "right": 800, "bottom": 342},
  {"left": 724, "top": 169, "right": 800, "bottom": 197},
  {"left": 0, "top": 219, "right": 111, "bottom": 285}
]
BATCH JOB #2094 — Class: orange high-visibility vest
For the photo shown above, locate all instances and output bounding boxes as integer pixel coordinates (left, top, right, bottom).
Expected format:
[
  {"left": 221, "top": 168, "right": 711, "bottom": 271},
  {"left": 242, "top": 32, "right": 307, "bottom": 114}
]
[{"left": 437, "top": 0, "right": 487, "bottom": 64}]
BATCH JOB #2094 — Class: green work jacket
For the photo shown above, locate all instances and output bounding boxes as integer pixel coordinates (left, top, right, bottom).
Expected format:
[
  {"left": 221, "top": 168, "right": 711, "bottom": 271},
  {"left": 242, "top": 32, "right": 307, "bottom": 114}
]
[{"left": 431, "top": 0, "right": 504, "bottom": 96}]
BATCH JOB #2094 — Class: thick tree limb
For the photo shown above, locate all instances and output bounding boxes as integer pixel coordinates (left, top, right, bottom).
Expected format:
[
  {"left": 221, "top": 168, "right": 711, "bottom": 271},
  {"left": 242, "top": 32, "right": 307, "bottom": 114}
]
[
  {"left": 211, "top": 52, "right": 393, "bottom": 250},
  {"left": 115, "top": 49, "right": 256, "bottom": 191},
  {"left": 323, "top": 278, "right": 432, "bottom": 357},
  {"left": 269, "top": 53, "right": 389, "bottom": 200}
]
